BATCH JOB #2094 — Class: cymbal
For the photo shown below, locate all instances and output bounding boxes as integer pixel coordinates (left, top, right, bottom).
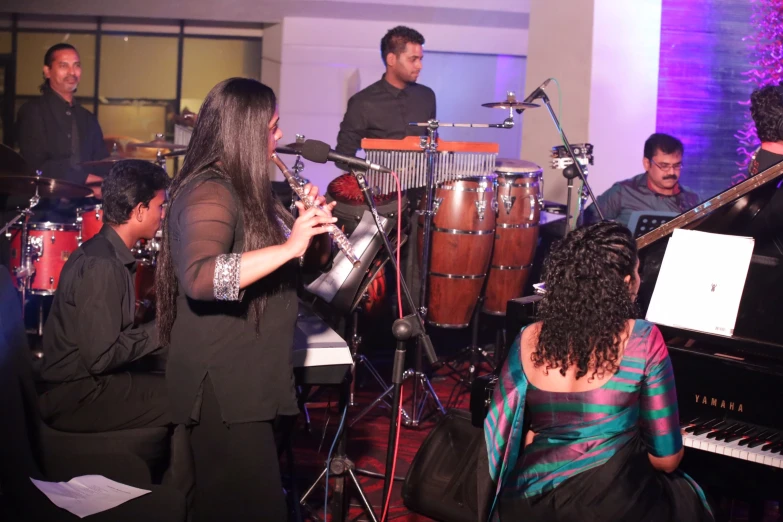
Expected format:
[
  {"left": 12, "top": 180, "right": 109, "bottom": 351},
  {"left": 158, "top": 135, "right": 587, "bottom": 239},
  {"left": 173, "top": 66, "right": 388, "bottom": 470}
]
[
  {"left": 128, "top": 136, "right": 187, "bottom": 150},
  {"left": 78, "top": 158, "right": 126, "bottom": 177},
  {"left": 0, "top": 175, "right": 92, "bottom": 200},
  {"left": 79, "top": 158, "right": 125, "bottom": 168},
  {"left": 481, "top": 100, "right": 539, "bottom": 110},
  {"left": 162, "top": 149, "right": 187, "bottom": 157},
  {"left": 0, "top": 144, "right": 36, "bottom": 177}
]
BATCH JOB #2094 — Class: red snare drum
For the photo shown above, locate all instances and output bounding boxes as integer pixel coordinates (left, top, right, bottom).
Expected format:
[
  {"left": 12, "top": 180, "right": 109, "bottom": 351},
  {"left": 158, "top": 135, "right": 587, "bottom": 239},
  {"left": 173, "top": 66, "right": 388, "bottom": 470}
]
[
  {"left": 418, "top": 177, "right": 495, "bottom": 328},
  {"left": 483, "top": 159, "right": 543, "bottom": 315},
  {"left": 8, "top": 222, "right": 80, "bottom": 294},
  {"left": 77, "top": 205, "right": 103, "bottom": 244}
]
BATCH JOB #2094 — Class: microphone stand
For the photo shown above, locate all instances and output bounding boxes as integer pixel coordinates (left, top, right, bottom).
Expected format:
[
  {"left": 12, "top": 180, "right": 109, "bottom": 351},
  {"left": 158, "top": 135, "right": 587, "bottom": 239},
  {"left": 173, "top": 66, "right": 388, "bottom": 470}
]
[
  {"left": 348, "top": 168, "right": 439, "bottom": 512},
  {"left": 536, "top": 90, "right": 604, "bottom": 231}
]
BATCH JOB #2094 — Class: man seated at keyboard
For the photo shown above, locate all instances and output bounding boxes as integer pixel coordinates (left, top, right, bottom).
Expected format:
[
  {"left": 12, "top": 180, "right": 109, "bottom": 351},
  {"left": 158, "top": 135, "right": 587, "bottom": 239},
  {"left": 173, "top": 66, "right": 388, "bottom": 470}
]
[
  {"left": 483, "top": 222, "right": 713, "bottom": 522},
  {"left": 37, "top": 159, "right": 171, "bottom": 432},
  {"left": 584, "top": 133, "right": 700, "bottom": 227}
]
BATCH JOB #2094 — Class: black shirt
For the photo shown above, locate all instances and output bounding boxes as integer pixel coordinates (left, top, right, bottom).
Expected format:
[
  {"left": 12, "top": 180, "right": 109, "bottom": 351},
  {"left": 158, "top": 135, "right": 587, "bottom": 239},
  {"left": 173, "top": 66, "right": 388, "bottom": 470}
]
[
  {"left": 335, "top": 75, "right": 436, "bottom": 170},
  {"left": 39, "top": 225, "right": 158, "bottom": 384},
  {"left": 747, "top": 148, "right": 783, "bottom": 254},
  {"left": 16, "top": 85, "right": 108, "bottom": 185},
  {"left": 165, "top": 175, "right": 299, "bottom": 424}
]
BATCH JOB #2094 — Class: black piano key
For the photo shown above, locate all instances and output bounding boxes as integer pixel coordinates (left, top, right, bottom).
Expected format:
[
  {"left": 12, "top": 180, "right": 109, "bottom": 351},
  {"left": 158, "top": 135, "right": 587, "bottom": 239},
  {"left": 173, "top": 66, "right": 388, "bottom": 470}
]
[
  {"left": 724, "top": 426, "right": 755, "bottom": 443},
  {"left": 760, "top": 433, "right": 783, "bottom": 451},
  {"left": 737, "top": 428, "right": 762, "bottom": 446},
  {"left": 708, "top": 422, "right": 738, "bottom": 440},
  {"left": 747, "top": 437, "right": 770, "bottom": 449},
  {"left": 716, "top": 423, "right": 748, "bottom": 442},
  {"left": 739, "top": 429, "right": 772, "bottom": 447},
  {"left": 769, "top": 441, "right": 783, "bottom": 453},
  {"left": 685, "top": 418, "right": 720, "bottom": 434},
  {"left": 693, "top": 421, "right": 726, "bottom": 436}
]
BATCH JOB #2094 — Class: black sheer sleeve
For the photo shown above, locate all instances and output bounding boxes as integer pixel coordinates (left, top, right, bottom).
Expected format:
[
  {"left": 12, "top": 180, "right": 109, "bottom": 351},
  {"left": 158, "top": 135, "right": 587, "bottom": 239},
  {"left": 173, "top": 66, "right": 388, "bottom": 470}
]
[{"left": 171, "top": 180, "right": 241, "bottom": 302}]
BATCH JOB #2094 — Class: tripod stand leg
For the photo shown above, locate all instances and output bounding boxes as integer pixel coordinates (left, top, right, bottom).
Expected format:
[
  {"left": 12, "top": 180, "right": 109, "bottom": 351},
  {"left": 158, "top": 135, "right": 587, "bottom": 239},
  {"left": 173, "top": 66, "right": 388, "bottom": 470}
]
[
  {"left": 421, "top": 373, "right": 447, "bottom": 415},
  {"left": 354, "top": 355, "right": 391, "bottom": 400},
  {"left": 300, "top": 467, "right": 328, "bottom": 504},
  {"left": 348, "top": 468, "right": 378, "bottom": 522}
]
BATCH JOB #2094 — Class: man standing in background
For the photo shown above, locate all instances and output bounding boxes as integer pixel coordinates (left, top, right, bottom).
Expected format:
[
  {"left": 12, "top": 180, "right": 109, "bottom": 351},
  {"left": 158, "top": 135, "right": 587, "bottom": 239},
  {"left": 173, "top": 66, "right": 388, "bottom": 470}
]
[{"left": 334, "top": 26, "right": 436, "bottom": 307}]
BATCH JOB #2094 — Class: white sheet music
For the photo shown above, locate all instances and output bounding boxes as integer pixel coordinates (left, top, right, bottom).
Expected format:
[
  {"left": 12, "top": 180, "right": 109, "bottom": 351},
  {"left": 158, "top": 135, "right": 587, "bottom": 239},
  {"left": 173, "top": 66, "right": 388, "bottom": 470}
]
[
  {"left": 30, "top": 475, "right": 150, "bottom": 518},
  {"left": 645, "top": 229, "right": 754, "bottom": 337}
]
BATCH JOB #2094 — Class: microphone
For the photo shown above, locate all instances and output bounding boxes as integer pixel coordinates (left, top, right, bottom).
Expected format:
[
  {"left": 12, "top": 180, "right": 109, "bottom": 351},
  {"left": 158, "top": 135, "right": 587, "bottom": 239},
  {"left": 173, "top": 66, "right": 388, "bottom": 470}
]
[
  {"left": 299, "top": 140, "right": 392, "bottom": 173},
  {"left": 518, "top": 78, "right": 552, "bottom": 113}
]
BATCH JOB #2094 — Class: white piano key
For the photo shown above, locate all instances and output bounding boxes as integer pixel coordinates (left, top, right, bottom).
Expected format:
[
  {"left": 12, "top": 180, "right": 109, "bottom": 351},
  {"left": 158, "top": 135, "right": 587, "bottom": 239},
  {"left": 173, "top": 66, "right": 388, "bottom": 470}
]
[{"left": 682, "top": 430, "right": 783, "bottom": 469}]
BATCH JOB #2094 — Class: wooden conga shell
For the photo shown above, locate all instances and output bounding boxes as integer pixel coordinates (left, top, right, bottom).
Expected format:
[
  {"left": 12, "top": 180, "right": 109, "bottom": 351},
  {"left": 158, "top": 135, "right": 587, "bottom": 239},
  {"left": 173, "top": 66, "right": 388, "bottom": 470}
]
[
  {"left": 418, "top": 178, "right": 495, "bottom": 327},
  {"left": 484, "top": 160, "right": 542, "bottom": 315}
]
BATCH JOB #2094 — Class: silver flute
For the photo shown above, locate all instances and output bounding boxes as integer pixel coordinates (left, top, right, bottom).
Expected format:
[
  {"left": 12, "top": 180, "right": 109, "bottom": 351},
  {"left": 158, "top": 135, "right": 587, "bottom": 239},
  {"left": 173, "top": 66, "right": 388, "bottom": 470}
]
[{"left": 271, "top": 153, "right": 361, "bottom": 267}]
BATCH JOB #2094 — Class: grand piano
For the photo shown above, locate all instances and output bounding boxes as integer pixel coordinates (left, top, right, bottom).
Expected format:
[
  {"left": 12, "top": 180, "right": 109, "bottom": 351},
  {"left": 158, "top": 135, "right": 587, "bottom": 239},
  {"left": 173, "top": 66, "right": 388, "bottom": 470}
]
[
  {"left": 632, "top": 162, "right": 783, "bottom": 516},
  {"left": 504, "top": 160, "right": 783, "bottom": 520}
]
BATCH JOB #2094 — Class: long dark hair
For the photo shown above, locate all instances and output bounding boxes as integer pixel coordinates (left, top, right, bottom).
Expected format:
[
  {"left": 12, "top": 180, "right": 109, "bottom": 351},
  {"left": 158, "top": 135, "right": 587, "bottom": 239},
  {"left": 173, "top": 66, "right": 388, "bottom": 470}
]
[
  {"left": 534, "top": 221, "right": 638, "bottom": 380},
  {"left": 156, "top": 78, "right": 293, "bottom": 346}
]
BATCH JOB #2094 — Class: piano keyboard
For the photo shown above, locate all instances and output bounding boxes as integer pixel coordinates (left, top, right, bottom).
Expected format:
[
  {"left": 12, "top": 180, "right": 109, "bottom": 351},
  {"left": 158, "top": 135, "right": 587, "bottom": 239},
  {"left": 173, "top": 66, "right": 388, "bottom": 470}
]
[{"left": 682, "top": 418, "right": 783, "bottom": 469}]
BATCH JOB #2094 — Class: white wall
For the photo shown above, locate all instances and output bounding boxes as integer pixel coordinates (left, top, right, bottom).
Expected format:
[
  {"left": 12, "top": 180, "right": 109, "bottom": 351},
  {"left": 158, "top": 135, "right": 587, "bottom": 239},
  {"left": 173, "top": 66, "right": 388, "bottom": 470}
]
[
  {"left": 521, "top": 0, "right": 662, "bottom": 205},
  {"left": 587, "top": 0, "right": 662, "bottom": 200},
  {"left": 272, "top": 16, "right": 528, "bottom": 189},
  {"left": 1, "top": 0, "right": 528, "bottom": 28}
]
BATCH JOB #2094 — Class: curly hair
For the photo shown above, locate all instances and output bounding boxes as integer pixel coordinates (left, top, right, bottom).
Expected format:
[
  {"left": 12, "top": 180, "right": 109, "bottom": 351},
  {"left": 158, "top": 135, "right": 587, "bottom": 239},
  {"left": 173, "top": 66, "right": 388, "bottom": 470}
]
[
  {"left": 533, "top": 221, "right": 638, "bottom": 380},
  {"left": 380, "top": 26, "right": 424, "bottom": 66},
  {"left": 750, "top": 84, "right": 783, "bottom": 143}
]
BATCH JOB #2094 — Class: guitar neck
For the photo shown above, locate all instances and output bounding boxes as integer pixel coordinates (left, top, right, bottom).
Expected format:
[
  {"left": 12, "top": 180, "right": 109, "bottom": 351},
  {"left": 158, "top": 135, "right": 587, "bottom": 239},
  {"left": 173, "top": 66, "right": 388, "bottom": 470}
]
[{"left": 636, "top": 163, "right": 783, "bottom": 249}]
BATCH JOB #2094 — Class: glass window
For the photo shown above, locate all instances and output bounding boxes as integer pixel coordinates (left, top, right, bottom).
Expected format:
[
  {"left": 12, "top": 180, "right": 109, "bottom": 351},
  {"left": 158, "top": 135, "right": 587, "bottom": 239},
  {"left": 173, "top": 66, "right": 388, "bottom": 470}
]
[
  {"left": 98, "top": 34, "right": 177, "bottom": 149},
  {"left": 180, "top": 37, "right": 261, "bottom": 113},
  {"left": 0, "top": 32, "right": 11, "bottom": 54},
  {"left": 16, "top": 32, "right": 96, "bottom": 97},
  {"left": 99, "top": 34, "right": 177, "bottom": 100}
]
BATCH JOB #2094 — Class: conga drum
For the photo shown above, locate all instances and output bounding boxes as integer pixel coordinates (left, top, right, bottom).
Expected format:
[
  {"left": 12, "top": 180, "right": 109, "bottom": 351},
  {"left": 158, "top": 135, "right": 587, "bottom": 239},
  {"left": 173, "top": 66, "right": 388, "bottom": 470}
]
[
  {"left": 483, "top": 159, "right": 542, "bottom": 315},
  {"left": 418, "top": 177, "right": 495, "bottom": 327}
]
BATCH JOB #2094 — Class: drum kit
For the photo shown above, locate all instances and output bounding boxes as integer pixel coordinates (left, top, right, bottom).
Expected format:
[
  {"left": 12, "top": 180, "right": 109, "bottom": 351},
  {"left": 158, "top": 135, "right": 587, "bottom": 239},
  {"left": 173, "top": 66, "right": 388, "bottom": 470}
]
[{"left": 0, "top": 136, "right": 179, "bottom": 332}]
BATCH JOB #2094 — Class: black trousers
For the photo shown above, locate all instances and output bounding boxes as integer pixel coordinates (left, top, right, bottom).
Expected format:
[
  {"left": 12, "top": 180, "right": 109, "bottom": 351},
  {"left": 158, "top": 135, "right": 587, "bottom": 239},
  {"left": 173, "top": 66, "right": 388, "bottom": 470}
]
[
  {"left": 189, "top": 377, "right": 288, "bottom": 522},
  {"left": 39, "top": 372, "right": 170, "bottom": 432}
]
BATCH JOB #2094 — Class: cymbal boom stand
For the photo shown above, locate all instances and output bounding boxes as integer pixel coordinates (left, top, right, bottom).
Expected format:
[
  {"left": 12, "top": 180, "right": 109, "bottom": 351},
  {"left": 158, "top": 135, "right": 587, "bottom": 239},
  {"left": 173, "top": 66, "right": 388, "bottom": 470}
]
[{"left": 535, "top": 90, "right": 604, "bottom": 231}]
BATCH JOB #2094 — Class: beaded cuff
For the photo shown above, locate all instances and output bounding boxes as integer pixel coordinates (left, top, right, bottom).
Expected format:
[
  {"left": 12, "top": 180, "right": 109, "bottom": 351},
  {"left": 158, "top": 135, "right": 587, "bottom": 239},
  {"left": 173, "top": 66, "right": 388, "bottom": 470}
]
[{"left": 213, "top": 253, "right": 241, "bottom": 301}]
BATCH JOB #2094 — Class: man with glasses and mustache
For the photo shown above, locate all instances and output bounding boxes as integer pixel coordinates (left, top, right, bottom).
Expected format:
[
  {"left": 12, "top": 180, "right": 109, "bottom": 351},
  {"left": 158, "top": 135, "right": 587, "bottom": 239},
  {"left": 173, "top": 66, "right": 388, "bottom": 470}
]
[{"left": 584, "top": 133, "right": 700, "bottom": 227}]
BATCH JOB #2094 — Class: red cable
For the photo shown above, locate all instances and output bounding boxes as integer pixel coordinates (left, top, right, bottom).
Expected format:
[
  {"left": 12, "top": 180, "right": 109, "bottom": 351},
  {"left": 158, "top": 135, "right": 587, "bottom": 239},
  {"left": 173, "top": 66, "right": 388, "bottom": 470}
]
[
  {"left": 381, "top": 384, "right": 403, "bottom": 522},
  {"left": 380, "top": 172, "right": 404, "bottom": 522}
]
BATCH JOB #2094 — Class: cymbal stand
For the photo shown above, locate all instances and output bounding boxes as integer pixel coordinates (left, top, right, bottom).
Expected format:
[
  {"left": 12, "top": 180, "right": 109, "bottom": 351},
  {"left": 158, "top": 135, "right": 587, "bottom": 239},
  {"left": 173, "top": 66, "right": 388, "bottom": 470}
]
[
  {"left": 348, "top": 123, "right": 446, "bottom": 430},
  {"left": 1, "top": 186, "right": 41, "bottom": 322}
]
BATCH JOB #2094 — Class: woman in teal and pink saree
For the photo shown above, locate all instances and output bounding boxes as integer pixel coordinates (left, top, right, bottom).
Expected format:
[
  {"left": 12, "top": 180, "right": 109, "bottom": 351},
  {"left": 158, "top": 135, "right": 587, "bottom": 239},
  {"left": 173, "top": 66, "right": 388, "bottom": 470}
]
[{"left": 484, "top": 222, "right": 713, "bottom": 522}]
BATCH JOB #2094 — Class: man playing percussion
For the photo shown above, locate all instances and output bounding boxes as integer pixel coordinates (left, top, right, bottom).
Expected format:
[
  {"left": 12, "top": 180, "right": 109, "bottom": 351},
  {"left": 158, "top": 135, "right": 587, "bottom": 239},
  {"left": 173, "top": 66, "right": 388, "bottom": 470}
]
[
  {"left": 37, "top": 159, "right": 170, "bottom": 432},
  {"left": 335, "top": 25, "right": 436, "bottom": 163},
  {"left": 333, "top": 26, "right": 436, "bottom": 306},
  {"left": 16, "top": 43, "right": 107, "bottom": 191},
  {"left": 583, "top": 133, "right": 700, "bottom": 227}
]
